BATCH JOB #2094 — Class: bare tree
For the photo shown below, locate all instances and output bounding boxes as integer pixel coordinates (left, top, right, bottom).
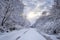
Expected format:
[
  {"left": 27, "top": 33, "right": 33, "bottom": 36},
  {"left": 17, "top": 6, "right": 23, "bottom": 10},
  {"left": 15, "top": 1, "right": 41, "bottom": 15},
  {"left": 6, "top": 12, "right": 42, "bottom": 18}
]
[{"left": 1, "top": 0, "right": 13, "bottom": 26}]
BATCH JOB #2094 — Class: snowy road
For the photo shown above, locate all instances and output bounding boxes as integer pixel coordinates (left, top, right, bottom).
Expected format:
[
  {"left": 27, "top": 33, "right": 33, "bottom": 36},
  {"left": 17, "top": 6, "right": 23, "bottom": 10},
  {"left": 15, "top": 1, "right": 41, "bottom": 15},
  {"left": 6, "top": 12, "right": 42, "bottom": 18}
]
[{"left": 0, "top": 28, "right": 46, "bottom": 40}]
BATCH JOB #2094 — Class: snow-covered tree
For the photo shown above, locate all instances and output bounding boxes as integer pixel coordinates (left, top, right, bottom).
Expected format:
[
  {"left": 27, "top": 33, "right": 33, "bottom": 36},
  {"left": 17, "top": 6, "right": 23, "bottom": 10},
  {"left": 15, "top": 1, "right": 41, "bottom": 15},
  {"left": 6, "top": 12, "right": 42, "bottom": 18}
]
[
  {"left": 32, "top": 0, "right": 60, "bottom": 34},
  {"left": 0, "top": 0, "right": 30, "bottom": 33}
]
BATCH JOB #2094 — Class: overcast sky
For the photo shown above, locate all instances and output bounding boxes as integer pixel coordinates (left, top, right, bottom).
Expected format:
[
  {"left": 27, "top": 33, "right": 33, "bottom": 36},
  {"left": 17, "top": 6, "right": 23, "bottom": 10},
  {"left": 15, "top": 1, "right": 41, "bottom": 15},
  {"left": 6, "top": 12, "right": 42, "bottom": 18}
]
[{"left": 22, "top": 0, "right": 54, "bottom": 24}]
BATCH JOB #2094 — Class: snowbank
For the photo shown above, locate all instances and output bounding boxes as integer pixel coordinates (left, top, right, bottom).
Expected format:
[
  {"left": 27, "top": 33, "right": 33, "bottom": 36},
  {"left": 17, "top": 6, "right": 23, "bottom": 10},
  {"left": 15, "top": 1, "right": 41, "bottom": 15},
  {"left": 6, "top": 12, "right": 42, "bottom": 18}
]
[{"left": 0, "top": 28, "right": 46, "bottom": 40}]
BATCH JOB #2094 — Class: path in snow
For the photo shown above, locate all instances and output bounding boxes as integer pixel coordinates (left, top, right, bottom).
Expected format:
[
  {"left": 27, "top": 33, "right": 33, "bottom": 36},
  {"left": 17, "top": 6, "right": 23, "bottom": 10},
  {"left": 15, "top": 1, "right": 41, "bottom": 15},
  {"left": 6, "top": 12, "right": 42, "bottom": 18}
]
[{"left": 0, "top": 28, "right": 46, "bottom": 40}]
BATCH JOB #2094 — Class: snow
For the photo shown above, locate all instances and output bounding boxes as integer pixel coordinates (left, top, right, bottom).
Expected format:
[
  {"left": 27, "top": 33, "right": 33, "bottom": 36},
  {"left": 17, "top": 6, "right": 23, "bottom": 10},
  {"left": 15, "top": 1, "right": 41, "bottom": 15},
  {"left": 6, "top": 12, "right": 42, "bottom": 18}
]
[
  {"left": 0, "top": 29, "right": 29, "bottom": 40},
  {"left": 40, "top": 32, "right": 60, "bottom": 40},
  {"left": 0, "top": 0, "right": 30, "bottom": 33},
  {"left": 0, "top": 28, "right": 60, "bottom": 40},
  {"left": 18, "top": 28, "right": 46, "bottom": 40},
  {"left": 0, "top": 28, "right": 46, "bottom": 40},
  {"left": 0, "top": 0, "right": 60, "bottom": 40}
]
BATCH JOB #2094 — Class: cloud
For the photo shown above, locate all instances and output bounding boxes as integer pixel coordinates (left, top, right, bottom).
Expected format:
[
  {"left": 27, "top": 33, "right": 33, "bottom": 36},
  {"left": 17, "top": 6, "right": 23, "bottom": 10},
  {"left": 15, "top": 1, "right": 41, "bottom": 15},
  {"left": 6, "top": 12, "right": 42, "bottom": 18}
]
[{"left": 22, "top": 0, "right": 54, "bottom": 23}]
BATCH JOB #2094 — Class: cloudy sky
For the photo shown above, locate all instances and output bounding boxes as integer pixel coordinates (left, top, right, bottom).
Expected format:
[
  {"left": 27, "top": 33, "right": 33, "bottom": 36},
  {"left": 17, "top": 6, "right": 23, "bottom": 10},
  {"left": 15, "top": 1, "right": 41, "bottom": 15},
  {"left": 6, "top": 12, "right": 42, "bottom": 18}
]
[{"left": 22, "top": 0, "right": 54, "bottom": 24}]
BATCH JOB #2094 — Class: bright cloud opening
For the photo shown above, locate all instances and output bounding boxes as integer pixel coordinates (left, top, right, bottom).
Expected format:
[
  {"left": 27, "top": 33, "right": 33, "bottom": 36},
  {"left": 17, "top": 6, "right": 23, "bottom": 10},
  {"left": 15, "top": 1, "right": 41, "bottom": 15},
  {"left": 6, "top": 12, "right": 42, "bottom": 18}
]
[
  {"left": 27, "top": 12, "right": 37, "bottom": 19},
  {"left": 26, "top": 11, "right": 42, "bottom": 22}
]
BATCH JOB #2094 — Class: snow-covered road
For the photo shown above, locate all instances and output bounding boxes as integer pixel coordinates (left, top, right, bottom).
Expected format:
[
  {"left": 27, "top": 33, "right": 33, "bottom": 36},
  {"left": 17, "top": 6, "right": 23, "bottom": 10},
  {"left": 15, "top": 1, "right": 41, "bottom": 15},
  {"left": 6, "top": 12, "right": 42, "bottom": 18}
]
[
  {"left": 0, "top": 28, "right": 46, "bottom": 40},
  {"left": 0, "top": 28, "right": 60, "bottom": 40}
]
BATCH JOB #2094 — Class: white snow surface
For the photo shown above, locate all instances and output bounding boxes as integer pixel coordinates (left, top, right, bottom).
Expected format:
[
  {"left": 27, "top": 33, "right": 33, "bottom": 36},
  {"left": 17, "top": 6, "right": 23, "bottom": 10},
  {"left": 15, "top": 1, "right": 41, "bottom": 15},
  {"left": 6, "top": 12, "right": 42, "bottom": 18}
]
[{"left": 0, "top": 28, "right": 46, "bottom": 40}]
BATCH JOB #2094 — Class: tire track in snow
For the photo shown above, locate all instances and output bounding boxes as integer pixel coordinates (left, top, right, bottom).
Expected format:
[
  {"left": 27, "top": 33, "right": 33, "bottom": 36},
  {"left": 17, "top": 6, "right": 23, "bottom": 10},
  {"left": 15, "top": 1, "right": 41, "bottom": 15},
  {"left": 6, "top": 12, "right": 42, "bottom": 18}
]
[{"left": 16, "top": 29, "right": 29, "bottom": 40}]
